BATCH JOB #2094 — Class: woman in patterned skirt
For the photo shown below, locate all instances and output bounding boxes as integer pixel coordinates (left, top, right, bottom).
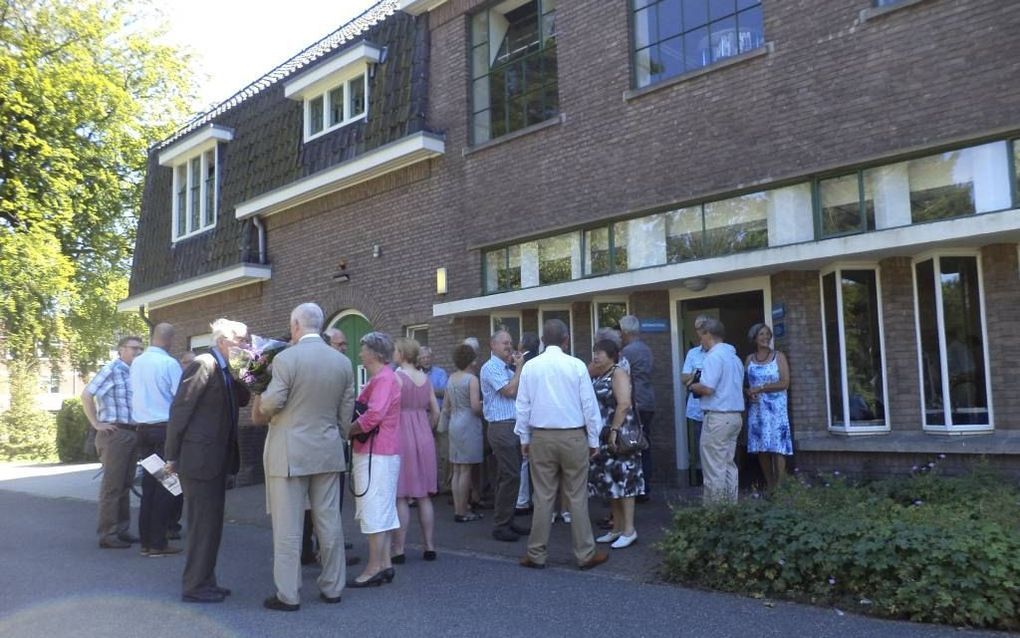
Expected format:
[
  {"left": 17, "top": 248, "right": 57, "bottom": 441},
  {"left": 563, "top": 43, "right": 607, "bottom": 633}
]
[
  {"left": 745, "top": 323, "right": 793, "bottom": 492},
  {"left": 588, "top": 339, "right": 644, "bottom": 549}
]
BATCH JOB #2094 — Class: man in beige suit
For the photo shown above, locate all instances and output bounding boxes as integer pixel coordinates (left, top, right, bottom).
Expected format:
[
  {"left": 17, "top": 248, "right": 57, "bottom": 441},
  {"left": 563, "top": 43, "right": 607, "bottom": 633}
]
[{"left": 253, "top": 303, "right": 355, "bottom": 611}]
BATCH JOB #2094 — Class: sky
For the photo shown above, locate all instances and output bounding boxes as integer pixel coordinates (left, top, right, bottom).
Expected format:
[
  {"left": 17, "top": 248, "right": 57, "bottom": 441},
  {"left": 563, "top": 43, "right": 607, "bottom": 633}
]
[{"left": 155, "top": 0, "right": 379, "bottom": 111}]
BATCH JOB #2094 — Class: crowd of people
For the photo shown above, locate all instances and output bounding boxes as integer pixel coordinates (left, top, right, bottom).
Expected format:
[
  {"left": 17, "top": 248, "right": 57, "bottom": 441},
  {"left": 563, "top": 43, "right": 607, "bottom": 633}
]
[{"left": 81, "top": 303, "right": 793, "bottom": 609}]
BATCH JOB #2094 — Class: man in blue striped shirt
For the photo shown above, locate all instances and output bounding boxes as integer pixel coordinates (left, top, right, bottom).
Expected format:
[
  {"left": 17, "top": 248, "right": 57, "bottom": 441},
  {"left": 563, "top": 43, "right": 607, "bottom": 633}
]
[
  {"left": 480, "top": 330, "right": 527, "bottom": 542},
  {"left": 82, "top": 335, "right": 144, "bottom": 549}
]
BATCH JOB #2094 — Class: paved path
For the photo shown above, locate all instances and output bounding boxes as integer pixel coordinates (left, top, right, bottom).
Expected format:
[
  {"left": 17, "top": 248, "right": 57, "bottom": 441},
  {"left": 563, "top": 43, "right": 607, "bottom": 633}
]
[{"left": 0, "top": 463, "right": 1006, "bottom": 637}]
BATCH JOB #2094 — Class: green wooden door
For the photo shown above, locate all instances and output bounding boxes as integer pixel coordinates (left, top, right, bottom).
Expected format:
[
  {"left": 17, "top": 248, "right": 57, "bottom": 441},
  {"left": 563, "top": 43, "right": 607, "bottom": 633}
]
[{"left": 330, "top": 312, "right": 372, "bottom": 395}]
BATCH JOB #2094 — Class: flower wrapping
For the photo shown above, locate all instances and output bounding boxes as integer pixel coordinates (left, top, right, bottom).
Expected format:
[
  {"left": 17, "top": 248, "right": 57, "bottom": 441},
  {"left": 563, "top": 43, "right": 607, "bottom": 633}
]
[{"left": 228, "top": 335, "right": 289, "bottom": 394}]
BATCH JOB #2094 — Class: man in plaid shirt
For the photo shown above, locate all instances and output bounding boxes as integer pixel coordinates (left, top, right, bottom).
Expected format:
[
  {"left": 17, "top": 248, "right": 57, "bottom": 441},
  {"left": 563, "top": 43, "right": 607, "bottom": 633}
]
[{"left": 82, "top": 335, "right": 144, "bottom": 549}]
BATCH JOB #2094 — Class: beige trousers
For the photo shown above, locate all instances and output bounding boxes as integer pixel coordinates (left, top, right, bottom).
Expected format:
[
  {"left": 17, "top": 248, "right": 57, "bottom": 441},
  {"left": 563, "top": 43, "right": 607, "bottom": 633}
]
[
  {"left": 267, "top": 473, "right": 346, "bottom": 604},
  {"left": 526, "top": 428, "right": 596, "bottom": 566},
  {"left": 700, "top": 411, "right": 743, "bottom": 504}
]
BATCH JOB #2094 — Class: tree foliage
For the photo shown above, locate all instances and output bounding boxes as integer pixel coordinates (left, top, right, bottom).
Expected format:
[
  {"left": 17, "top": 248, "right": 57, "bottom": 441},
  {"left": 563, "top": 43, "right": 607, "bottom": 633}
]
[{"left": 0, "top": 0, "right": 195, "bottom": 377}]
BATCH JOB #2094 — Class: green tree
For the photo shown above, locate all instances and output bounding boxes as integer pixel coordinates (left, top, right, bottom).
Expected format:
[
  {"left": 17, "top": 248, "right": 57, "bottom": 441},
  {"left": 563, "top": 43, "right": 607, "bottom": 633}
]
[{"left": 0, "top": 0, "right": 196, "bottom": 459}]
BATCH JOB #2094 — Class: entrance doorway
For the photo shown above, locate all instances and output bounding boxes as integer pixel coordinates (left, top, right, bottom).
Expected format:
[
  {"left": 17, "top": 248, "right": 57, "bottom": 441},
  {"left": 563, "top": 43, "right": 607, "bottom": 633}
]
[
  {"left": 328, "top": 310, "right": 372, "bottom": 395},
  {"left": 674, "top": 286, "right": 768, "bottom": 488}
]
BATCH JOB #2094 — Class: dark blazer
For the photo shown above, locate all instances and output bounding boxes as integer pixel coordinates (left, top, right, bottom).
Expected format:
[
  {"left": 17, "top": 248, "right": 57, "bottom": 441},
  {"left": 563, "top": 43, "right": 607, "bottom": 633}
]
[{"left": 166, "top": 352, "right": 250, "bottom": 480}]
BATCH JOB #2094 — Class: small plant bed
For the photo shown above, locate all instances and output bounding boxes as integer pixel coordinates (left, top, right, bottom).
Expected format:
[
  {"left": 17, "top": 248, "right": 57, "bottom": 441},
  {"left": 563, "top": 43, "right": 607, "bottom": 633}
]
[{"left": 659, "top": 461, "right": 1020, "bottom": 630}]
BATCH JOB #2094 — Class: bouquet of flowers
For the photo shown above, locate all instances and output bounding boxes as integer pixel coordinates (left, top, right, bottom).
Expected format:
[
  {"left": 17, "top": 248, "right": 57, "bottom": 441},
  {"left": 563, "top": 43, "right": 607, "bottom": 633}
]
[{"left": 228, "top": 335, "right": 289, "bottom": 394}]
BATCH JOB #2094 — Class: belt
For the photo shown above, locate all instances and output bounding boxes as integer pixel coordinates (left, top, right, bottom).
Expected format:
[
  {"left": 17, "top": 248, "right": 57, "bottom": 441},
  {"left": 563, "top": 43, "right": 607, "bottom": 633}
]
[
  {"left": 703, "top": 410, "right": 742, "bottom": 414},
  {"left": 532, "top": 426, "right": 585, "bottom": 431},
  {"left": 113, "top": 423, "right": 137, "bottom": 430},
  {"left": 136, "top": 422, "right": 168, "bottom": 428}
]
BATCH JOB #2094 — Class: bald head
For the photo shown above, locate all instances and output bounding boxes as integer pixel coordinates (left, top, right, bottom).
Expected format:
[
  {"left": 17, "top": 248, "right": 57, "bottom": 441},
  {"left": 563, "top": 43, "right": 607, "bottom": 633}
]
[{"left": 151, "top": 323, "right": 174, "bottom": 348}]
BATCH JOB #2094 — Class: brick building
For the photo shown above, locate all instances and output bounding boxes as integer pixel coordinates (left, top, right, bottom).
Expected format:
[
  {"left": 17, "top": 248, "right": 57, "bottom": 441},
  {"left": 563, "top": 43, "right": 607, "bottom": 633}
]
[{"left": 122, "top": 0, "right": 1020, "bottom": 486}]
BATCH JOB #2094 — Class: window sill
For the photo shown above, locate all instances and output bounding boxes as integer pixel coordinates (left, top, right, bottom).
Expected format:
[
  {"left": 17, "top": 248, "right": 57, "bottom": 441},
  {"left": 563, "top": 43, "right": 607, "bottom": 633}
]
[
  {"left": 859, "top": 0, "right": 933, "bottom": 23},
  {"left": 304, "top": 113, "right": 367, "bottom": 144},
  {"left": 463, "top": 113, "right": 565, "bottom": 157},
  {"left": 623, "top": 43, "right": 773, "bottom": 102},
  {"left": 171, "top": 225, "right": 216, "bottom": 245},
  {"left": 795, "top": 429, "right": 1020, "bottom": 455}
]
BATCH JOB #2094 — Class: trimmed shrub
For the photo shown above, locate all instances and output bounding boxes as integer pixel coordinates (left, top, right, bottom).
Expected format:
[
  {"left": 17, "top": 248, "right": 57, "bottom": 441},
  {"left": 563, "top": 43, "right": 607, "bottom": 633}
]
[
  {"left": 56, "top": 398, "right": 94, "bottom": 463},
  {"left": 0, "top": 362, "right": 57, "bottom": 461},
  {"left": 660, "top": 465, "right": 1020, "bottom": 630}
]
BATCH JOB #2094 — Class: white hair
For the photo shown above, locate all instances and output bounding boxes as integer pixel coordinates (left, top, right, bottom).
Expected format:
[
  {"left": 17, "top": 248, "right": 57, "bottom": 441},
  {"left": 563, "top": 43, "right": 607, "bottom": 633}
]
[
  {"left": 210, "top": 318, "right": 247, "bottom": 343},
  {"left": 290, "top": 303, "right": 324, "bottom": 332},
  {"left": 463, "top": 337, "right": 480, "bottom": 353},
  {"left": 619, "top": 315, "right": 641, "bottom": 335}
]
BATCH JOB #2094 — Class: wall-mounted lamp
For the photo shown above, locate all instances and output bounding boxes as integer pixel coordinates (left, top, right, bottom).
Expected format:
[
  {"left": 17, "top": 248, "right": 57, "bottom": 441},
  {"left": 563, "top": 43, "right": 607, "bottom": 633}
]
[
  {"left": 372, "top": 244, "right": 381, "bottom": 258},
  {"left": 682, "top": 277, "right": 709, "bottom": 292},
  {"left": 436, "top": 267, "right": 448, "bottom": 295}
]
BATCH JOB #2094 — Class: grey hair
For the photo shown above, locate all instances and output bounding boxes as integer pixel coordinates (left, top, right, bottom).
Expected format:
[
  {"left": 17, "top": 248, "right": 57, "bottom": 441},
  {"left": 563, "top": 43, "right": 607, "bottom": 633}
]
[
  {"left": 419, "top": 345, "right": 432, "bottom": 357},
  {"left": 694, "top": 314, "right": 712, "bottom": 330},
  {"left": 594, "top": 327, "right": 622, "bottom": 347},
  {"left": 463, "top": 337, "right": 480, "bottom": 353},
  {"left": 699, "top": 318, "right": 726, "bottom": 340},
  {"left": 210, "top": 318, "right": 247, "bottom": 344},
  {"left": 747, "top": 322, "right": 771, "bottom": 344},
  {"left": 290, "top": 303, "right": 324, "bottom": 332},
  {"left": 619, "top": 315, "right": 641, "bottom": 335},
  {"left": 361, "top": 331, "right": 394, "bottom": 363}
]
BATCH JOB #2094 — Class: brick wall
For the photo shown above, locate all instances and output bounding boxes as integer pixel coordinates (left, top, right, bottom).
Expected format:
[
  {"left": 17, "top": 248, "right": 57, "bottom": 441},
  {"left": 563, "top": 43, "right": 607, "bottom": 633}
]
[
  {"left": 982, "top": 244, "right": 1020, "bottom": 430},
  {"left": 879, "top": 257, "right": 923, "bottom": 430},
  {"left": 770, "top": 271, "right": 826, "bottom": 438}
]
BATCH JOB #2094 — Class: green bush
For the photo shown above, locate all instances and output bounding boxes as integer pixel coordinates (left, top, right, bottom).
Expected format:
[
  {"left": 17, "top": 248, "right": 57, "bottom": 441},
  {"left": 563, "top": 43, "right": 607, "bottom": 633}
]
[
  {"left": 660, "top": 465, "right": 1020, "bottom": 630},
  {"left": 55, "top": 398, "right": 94, "bottom": 463},
  {"left": 0, "top": 361, "right": 57, "bottom": 461}
]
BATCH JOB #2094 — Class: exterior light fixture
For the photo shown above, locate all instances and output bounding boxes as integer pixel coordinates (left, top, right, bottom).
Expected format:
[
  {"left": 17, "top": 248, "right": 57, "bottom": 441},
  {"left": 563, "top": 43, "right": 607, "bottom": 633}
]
[
  {"left": 682, "top": 277, "right": 709, "bottom": 292},
  {"left": 436, "top": 267, "right": 448, "bottom": 295}
]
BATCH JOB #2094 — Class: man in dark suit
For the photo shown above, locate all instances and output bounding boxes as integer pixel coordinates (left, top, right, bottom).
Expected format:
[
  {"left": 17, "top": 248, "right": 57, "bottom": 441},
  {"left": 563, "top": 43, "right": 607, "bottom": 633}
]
[{"left": 164, "top": 319, "right": 251, "bottom": 603}]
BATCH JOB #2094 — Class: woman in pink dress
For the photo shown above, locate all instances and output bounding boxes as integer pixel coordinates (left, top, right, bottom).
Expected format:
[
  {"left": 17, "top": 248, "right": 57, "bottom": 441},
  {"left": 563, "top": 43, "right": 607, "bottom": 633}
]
[{"left": 390, "top": 338, "right": 440, "bottom": 562}]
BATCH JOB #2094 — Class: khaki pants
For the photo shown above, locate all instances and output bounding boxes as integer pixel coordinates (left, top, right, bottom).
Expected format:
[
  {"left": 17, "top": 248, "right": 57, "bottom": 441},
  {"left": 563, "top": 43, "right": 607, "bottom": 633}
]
[
  {"left": 526, "top": 428, "right": 596, "bottom": 566},
  {"left": 267, "top": 473, "right": 347, "bottom": 604},
  {"left": 95, "top": 427, "right": 137, "bottom": 542},
  {"left": 700, "top": 411, "right": 743, "bottom": 504}
]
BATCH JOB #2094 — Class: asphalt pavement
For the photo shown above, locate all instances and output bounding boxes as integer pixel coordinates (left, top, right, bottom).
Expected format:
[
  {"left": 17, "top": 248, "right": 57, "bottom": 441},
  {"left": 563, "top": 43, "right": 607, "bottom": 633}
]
[{"left": 0, "top": 463, "right": 1008, "bottom": 638}]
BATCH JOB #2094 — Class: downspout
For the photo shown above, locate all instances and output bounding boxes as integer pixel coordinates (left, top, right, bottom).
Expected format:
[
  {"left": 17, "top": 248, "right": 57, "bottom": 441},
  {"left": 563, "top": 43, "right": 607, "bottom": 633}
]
[
  {"left": 252, "top": 216, "right": 267, "bottom": 264},
  {"left": 137, "top": 305, "right": 153, "bottom": 329}
]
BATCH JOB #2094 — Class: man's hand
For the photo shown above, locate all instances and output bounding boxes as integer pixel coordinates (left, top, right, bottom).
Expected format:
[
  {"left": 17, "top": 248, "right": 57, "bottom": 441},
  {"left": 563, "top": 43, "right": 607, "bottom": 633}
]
[
  {"left": 164, "top": 461, "right": 177, "bottom": 476},
  {"left": 511, "top": 351, "right": 525, "bottom": 368},
  {"left": 94, "top": 422, "right": 117, "bottom": 432},
  {"left": 521, "top": 443, "right": 529, "bottom": 458}
]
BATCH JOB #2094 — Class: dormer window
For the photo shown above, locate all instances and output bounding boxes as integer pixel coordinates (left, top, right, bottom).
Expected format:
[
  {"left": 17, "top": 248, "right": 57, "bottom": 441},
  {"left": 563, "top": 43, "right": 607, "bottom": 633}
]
[
  {"left": 284, "top": 41, "right": 383, "bottom": 143},
  {"left": 158, "top": 125, "right": 233, "bottom": 243}
]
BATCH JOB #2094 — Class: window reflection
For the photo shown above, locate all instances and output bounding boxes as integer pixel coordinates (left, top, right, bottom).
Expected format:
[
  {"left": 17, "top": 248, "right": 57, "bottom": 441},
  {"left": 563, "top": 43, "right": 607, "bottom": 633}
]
[{"left": 703, "top": 192, "right": 768, "bottom": 256}]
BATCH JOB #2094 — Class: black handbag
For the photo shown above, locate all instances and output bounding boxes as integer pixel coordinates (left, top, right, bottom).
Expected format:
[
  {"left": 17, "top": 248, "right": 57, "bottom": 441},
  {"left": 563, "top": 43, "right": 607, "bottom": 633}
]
[{"left": 613, "top": 411, "right": 649, "bottom": 455}]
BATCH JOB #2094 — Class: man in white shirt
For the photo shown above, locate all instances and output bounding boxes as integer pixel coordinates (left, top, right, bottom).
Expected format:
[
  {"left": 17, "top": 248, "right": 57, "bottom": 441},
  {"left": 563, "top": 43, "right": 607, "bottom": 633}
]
[
  {"left": 687, "top": 318, "right": 745, "bottom": 504},
  {"left": 130, "top": 322, "right": 184, "bottom": 556},
  {"left": 514, "top": 319, "right": 608, "bottom": 571}
]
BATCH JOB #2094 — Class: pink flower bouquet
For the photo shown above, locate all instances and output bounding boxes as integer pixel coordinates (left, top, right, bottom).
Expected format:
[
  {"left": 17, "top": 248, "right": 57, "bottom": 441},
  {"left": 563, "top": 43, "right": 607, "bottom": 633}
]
[{"left": 228, "top": 335, "right": 288, "bottom": 394}]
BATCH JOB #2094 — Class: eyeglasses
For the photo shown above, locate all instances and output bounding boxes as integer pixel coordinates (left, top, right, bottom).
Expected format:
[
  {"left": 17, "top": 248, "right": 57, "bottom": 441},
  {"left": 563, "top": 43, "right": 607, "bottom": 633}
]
[{"left": 333, "top": 341, "right": 347, "bottom": 348}]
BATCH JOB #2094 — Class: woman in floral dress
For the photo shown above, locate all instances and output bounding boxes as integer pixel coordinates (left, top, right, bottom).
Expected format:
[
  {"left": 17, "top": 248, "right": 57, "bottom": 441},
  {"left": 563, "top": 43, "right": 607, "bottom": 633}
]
[
  {"left": 588, "top": 339, "right": 644, "bottom": 549},
  {"left": 745, "top": 323, "right": 793, "bottom": 492}
]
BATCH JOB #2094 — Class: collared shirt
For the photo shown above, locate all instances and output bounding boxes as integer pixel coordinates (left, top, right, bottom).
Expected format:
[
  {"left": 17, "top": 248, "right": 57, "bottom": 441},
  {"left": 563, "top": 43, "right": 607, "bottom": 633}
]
[
  {"left": 621, "top": 338, "right": 655, "bottom": 411},
  {"left": 682, "top": 346, "right": 707, "bottom": 421},
  {"left": 699, "top": 342, "right": 745, "bottom": 413},
  {"left": 424, "top": 365, "right": 449, "bottom": 410},
  {"left": 130, "top": 346, "right": 182, "bottom": 424},
  {"left": 480, "top": 353, "right": 517, "bottom": 422},
  {"left": 85, "top": 358, "right": 132, "bottom": 424},
  {"left": 514, "top": 346, "right": 603, "bottom": 448}
]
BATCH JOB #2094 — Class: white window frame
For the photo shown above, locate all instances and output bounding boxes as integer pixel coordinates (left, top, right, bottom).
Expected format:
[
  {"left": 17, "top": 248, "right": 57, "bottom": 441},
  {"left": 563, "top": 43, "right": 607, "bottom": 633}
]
[
  {"left": 169, "top": 145, "right": 218, "bottom": 243},
  {"left": 911, "top": 249, "right": 994, "bottom": 433},
  {"left": 302, "top": 73, "right": 368, "bottom": 143},
  {"left": 591, "top": 297, "right": 629, "bottom": 349},
  {"left": 538, "top": 304, "right": 573, "bottom": 354},
  {"left": 819, "top": 262, "right": 891, "bottom": 435},
  {"left": 406, "top": 324, "right": 429, "bottom": 345},
  {"left": 189, "top": 333, "right": 213, "bottom": 351}
]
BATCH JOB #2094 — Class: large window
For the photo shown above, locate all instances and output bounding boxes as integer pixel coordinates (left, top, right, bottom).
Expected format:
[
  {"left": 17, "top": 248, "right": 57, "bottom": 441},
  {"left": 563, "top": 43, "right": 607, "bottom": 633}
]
[
  {"left": 913, "top": 254, "right": 991, "bottom": 431},
  {"left": 592, "top": 299, "right": 629, "bottom": 347},
  {"left": 491, "top": 313, "right": 523, "bottom": 347},
  {"left": 821, "top": 268, "right": 888, "bottom": 432},
  {"left": 171, "top": 148, "right": 217, "bottom": 241},
  {"left": 816, "top": 141, "right": 1012, "bottom": 238},
  {"left": 632, "top": 0, "right": 764, "bottom": 89},
  {"left": 471, "top": 0, "right": 558, "bottom": 144}
]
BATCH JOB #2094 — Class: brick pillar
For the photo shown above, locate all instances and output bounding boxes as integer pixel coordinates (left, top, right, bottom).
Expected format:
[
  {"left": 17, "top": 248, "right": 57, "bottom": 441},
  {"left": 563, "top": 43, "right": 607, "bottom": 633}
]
[
  {"left": 982, "top": 244, "right": 1020, "bottom": 430},
  {"left": 879, "top": 257, "right": 922, "bottom": 430}
]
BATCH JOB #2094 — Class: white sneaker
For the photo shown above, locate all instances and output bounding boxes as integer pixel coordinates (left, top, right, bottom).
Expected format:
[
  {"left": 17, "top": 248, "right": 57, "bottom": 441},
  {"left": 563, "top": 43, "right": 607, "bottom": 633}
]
[
  {"left": 561, "top": 511, "right": 572, "bottom": 524},
  {"left": 611, "top": 531, "right": 637, "bottom": 549},
  {"left": 596, "top": 531, "right": 621, "bottom": 543}
]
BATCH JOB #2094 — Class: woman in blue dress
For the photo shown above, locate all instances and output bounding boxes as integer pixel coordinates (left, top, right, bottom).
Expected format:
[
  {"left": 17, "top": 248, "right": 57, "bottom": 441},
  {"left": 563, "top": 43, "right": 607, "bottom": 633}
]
[{"left": 745, "top": 323, "right": 792, "bottom": 492}]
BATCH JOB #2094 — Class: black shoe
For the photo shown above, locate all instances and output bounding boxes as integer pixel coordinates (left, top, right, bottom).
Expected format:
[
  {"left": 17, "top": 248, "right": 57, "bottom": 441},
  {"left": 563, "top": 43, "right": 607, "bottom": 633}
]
[
  {"left": 263, "top": 595, "right": 300, "bottom": 612},
  {"left": 146, "top": 545, "right": 183, "bottom": 557},
  {"left": 510, "top": 523, "right": 531, "bottom": 536},
  {"left": 99, "top": 538, "right": 131, "bottom": 549},
  {"left": 423, "top": 550, "right": 437, "bottom": 561},
  {"left": 347, "top": 572, "right": 385, "bottom": 588},
  {"left": 491, "top": 527, "right": 520, "bottom": 542},
  {"left": 382, "top": 567, "right": 395, "bottom": 583},
  {"left": 346, "top": 556, "right": 361, "bottom": 567},
  {"left": 117, "top": 532, "right": 140, "bottom": 543},
  {"left": 391, "top": 553, "right": 406, "bottom": 564},
  {"left": 167, "top": 529, "right": 182, "bottom": 540},
  {"left": 183, "top": 589, "right": 226, "bottom": 603},
  {"left": 319, "top": 592, "right": 342, "bottom": 604}
]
